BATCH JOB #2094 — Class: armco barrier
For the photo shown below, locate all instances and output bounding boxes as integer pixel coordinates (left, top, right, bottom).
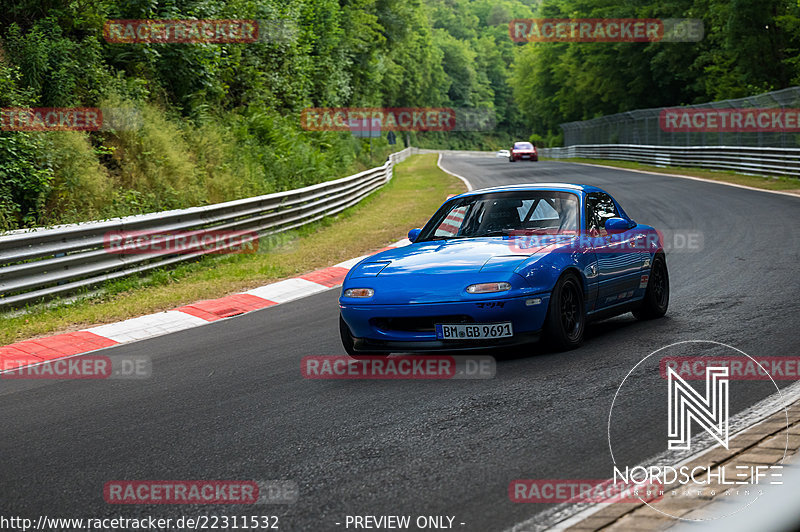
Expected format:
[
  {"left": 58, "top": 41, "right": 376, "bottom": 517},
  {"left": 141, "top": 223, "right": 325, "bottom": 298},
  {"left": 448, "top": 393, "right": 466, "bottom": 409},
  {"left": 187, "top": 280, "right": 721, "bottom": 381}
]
[
  {"left": 539, "top": 144, "right": 800, "bottom": 177},
  {"left": 0, "top": 147, "right": 413, "bottom": 309}
]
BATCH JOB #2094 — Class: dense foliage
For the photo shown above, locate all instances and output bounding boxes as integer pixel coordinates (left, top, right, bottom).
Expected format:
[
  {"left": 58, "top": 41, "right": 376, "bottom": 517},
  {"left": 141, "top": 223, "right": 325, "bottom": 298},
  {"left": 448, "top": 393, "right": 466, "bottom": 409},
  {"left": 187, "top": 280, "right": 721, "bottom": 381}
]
[
  {"left": 0, "top": 0, "right": 798, "bottom": 229},
  {"left": 0, "top": 0, "right": 536, "bottom": 229},
  {"left": 512, "top": 0, "right": 800, "bottom": 145}
]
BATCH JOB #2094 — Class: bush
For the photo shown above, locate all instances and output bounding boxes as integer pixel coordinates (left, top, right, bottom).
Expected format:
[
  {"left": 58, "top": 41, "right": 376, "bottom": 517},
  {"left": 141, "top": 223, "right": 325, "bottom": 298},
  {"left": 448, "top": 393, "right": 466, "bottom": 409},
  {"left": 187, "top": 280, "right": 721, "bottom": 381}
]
[{"left": 0, "top": 132, "right": 53, "bottom": 230}]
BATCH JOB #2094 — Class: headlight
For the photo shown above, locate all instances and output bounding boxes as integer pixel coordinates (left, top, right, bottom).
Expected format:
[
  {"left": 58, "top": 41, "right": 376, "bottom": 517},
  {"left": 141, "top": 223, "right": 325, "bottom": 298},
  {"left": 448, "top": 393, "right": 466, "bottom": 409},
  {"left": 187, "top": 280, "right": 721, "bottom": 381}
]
[
  {"left": 343, "top": 288, "right": 374, "bottom": 298},
  {"left": 466, "top": 282, "right": 511, "bottom": 294}
]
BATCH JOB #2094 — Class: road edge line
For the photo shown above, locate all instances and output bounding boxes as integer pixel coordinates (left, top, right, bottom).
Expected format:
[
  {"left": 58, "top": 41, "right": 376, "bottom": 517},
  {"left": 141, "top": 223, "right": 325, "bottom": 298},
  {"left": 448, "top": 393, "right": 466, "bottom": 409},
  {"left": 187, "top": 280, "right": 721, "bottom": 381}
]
[
  {"left": 437, "top": 152, "right": 474, "bottom": 191},
  {"left": 552, "top": 160, "right": 800, "bottom": 199}
]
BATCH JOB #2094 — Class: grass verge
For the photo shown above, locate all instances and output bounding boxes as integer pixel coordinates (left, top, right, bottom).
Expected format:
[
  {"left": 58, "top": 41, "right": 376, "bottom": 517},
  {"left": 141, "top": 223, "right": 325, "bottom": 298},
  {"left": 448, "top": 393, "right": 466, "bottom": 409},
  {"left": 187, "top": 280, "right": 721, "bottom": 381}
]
[
  {"left": 543, "top": 157, "right": 800, "bottom": 193},
  {"left": 0, "top": 153, "right": 464, "bottom": 346}
]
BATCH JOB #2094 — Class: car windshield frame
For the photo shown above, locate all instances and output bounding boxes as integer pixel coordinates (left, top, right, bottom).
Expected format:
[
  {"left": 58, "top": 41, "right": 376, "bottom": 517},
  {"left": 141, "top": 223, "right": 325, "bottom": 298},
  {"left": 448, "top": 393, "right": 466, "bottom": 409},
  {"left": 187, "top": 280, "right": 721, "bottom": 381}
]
[{"left": 416, "top": 190, "right": 581, "bottom": 242}]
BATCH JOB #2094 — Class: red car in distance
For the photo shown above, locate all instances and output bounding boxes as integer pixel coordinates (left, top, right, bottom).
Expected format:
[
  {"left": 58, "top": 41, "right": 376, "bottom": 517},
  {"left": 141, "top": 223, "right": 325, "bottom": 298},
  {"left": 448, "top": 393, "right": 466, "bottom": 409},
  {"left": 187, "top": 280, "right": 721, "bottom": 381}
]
[{"left": 509, "top": 141, "right": 538, "bottom": 162}]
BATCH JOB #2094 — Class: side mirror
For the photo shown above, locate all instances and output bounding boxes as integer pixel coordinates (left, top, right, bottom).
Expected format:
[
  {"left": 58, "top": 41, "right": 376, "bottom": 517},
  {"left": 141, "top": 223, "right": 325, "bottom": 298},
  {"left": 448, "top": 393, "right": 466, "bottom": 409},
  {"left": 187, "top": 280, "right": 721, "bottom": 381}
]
[
  {"left": 604, "top": 217, "right": 632, "bottom": 234},
  {"left": 408, "top": 228, "right": 422, "bottom": 242}
]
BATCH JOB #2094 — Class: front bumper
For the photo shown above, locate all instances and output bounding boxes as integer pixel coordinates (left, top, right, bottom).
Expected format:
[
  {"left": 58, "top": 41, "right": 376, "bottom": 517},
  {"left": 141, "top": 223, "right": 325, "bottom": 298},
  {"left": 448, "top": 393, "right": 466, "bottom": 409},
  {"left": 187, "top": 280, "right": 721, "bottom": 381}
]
[
  {"left": 352, "top": 331, "right": 542, "bottom": 353},
  {"left": 340, "top": 294, "right": 550, "bottom": 353}
]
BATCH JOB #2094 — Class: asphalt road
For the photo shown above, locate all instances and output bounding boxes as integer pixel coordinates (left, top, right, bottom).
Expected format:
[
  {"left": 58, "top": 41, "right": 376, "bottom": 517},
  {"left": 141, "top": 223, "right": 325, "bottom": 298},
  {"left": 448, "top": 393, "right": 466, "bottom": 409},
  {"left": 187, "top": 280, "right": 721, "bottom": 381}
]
[{"left": 1, "top": 156, "right": 798, "bottom": 531}]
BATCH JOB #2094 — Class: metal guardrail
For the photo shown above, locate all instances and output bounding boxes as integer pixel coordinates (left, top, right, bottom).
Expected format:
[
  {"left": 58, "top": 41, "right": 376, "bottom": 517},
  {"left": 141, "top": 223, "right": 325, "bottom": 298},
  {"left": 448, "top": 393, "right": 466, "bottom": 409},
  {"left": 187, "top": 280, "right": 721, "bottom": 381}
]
[
  {"left": 539, "top": 144, "right": 800, "bottom": 177},
  {"left": 0, "top": 147, "right": 414, "bottom": 309}
]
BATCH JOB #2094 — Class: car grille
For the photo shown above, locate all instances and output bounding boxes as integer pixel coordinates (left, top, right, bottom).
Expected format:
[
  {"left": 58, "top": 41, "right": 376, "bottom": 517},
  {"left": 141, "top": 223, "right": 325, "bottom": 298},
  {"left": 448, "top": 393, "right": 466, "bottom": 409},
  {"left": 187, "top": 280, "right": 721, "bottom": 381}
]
[{"left": 370, "top": 315, "right": 475, "bottom": 333}]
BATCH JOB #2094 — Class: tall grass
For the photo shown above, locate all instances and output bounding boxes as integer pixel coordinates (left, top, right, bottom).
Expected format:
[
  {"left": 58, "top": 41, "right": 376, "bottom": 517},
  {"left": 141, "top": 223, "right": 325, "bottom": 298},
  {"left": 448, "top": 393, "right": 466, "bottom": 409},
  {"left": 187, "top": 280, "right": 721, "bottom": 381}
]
[
  {"left": 42, "top": 131, "right": 112, "bottom": 224},
  {"left": 9, "top": 98, "right": 400, "bottom": 228}
]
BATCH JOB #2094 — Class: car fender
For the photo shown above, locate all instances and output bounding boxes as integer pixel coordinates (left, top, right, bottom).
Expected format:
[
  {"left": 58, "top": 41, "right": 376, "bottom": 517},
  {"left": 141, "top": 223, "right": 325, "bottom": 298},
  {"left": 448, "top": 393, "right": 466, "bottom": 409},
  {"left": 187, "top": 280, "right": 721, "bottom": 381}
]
[{"left": 514, "top": 249, "right": 595, "bottom": 297}]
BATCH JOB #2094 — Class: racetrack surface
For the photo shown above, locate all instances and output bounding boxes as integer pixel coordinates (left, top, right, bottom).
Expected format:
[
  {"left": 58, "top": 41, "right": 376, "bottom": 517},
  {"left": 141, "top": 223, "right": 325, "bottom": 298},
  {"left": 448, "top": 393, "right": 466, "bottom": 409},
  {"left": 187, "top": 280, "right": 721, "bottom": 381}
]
[{"left": 1, "top": 156, "right": 798, "bottom": 531}]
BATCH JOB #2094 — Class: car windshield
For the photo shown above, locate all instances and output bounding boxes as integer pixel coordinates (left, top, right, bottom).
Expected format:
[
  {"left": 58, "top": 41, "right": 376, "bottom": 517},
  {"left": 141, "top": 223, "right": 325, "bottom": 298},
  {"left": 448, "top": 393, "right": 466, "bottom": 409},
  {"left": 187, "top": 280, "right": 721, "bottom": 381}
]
[
  {"left": 417, "top": 191, "right": 579, "bottom": 241},
  {"left": 514, "top": 142, "right": 534, "bottom": 150}
]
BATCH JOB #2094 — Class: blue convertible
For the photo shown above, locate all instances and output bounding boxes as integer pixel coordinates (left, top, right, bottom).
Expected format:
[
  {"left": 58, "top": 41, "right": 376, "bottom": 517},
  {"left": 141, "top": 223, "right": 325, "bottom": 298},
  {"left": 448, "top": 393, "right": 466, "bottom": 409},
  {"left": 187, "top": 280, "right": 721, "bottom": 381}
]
[{"left": 339, "top": 184, "right": 669, "bottom": 354}]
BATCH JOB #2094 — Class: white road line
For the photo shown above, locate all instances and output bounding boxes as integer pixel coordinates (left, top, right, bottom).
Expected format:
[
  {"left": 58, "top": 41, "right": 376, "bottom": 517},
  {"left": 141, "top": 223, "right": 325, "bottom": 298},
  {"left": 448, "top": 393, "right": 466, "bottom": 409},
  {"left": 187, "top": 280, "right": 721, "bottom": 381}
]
[
  {"left": 437, "top": 152, "right": 474, "bottom": 191},
  {"left": 245, "top": 278, "right": 330, "bottom": 303},
  {"left": 86, "top": 311, "right": 209, "bottom": 343}
]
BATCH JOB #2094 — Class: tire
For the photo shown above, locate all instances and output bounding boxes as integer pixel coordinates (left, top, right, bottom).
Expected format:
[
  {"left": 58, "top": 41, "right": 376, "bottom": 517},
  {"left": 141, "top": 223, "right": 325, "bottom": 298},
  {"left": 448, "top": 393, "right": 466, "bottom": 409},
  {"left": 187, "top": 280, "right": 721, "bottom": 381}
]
[
  {"left": 633, "top": 253, "right": 669, "bottom": 320},
  {"left": 509, "top": 157, "right": 515, "bottom": 162},
  {"left": 339, "top": 314, "right": 388, "bottom": 359},
  {"left": 543, "top": 273, "right": 586, "bottom": 351}
]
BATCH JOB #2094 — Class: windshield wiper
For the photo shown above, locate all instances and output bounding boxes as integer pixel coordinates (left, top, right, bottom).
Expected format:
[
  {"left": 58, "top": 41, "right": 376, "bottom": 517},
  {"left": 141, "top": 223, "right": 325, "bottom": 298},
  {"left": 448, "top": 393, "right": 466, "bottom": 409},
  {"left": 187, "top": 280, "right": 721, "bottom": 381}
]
[
  {"left": 422, "top": 235, "right": 468, "bottom": 241},
  {"left": 476, "top": 229, "right": 515, "bottom": 237}
]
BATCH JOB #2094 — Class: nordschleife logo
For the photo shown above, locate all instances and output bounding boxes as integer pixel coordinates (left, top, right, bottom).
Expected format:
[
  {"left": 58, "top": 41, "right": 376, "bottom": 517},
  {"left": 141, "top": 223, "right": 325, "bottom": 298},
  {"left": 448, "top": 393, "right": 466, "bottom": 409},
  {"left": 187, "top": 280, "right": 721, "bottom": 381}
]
[{"left": 667, "top": 366, "right": 729, "bottom": 450}]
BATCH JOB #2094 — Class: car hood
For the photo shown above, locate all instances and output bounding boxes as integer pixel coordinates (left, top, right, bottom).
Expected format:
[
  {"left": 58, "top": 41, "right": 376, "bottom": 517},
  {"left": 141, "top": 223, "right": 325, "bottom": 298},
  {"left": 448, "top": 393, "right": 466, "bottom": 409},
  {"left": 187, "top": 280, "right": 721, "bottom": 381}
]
[
  {"left": 343, "top": 238, "right": 547, "bottom": 304},
  {"left": 352, "top": 238, "right": 544, "bottom": 276}
]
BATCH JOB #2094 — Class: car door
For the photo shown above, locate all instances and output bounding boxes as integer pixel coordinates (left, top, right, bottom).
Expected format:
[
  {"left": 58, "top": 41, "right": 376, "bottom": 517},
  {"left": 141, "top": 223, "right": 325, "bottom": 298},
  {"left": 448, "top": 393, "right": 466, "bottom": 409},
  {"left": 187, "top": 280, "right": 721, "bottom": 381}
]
[{"left": 585, "top": 193, "right": 645, "bottom": 310}]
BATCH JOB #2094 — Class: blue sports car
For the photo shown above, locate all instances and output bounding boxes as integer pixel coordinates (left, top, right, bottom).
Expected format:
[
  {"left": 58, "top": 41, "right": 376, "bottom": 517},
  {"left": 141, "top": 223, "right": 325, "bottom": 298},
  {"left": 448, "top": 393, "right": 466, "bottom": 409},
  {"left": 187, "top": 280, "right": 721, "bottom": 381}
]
[{"left": 338, "top": 184, "right": 669, "bottom": 354}]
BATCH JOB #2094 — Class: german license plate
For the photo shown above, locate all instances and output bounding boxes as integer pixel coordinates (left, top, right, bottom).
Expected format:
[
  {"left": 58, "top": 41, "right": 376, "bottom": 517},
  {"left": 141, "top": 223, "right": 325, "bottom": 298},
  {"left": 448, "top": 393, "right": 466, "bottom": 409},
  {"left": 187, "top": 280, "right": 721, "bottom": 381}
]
[{"left": 435, "top": 323, "right": 513, "bottom": 340}]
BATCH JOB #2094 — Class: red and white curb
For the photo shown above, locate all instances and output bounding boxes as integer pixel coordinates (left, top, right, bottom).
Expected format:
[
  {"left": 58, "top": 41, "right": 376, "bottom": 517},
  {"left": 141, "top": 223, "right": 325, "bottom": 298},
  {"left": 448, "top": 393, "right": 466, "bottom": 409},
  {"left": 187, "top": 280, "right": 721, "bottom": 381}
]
[{"left": 0, "top": 239, "right": 410, "bottom": 373}]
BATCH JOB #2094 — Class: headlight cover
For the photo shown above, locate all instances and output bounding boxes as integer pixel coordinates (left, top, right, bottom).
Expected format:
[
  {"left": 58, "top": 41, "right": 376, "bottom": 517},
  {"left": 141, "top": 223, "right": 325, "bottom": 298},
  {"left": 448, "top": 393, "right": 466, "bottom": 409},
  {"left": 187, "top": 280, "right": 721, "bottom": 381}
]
[
  {"left": 343, "top": 288, "right": 375, "bottom": 298},
  {"left": 466, "top": 282, "right": 511, "bottom": 294}
]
